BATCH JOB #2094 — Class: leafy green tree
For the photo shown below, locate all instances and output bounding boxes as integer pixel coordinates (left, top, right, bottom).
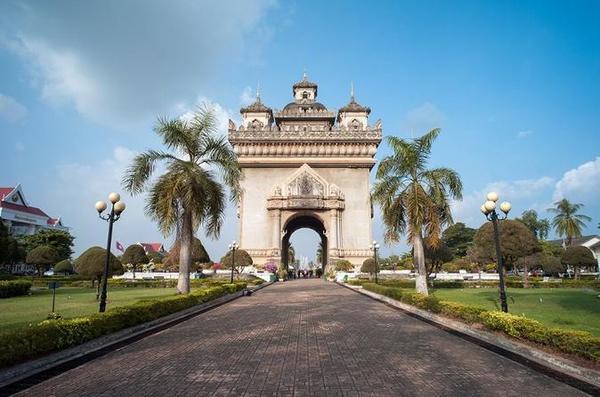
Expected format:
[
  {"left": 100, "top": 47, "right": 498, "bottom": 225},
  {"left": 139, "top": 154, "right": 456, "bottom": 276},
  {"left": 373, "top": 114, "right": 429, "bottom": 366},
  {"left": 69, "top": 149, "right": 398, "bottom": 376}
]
[
  {"left": 472, "top": 220, "right": 541, "bottom": 274},
  {"left": 424, "top": 240, "right": 453, "bottom": 283},
  {"left": 372, "top": 129, "right": 463, "bottom": 295},
  {"left": 548, "top": 199, "right": 591, "bottom": 246},
  {"left": 540, "top": 240, "right": 565, "bottom": 258},
  {"left": 516, "top": 209, "right": 551, "bottom": 240},
  {"left": 20, "top": 229, "right": 74, "bottom": 262},
  {"left": 121, "top": 244, "right": 149, "bottom": 278},
  {"left": 220, "top": 249, "right": 253, "bottom": 278},
  {"left": 0, "top": 222, "right": 8, "bottom": 264},
  {"left": 147, "top": 251, "right": 165, "bottom": 265},
  {"left": 163, "top": 237, "right": 211, "bottom": 272},
  {"left": 561, "top": 246, "right": 596, "bottom": 279},
  {"left": 361, "top": 258, "right": 378, "bottom": 279},
  {"left": 74, "top": 247, "right": 123, "bottom": 299},
  {"left": 4, "top": 238, "right": 25, "bottom": 272},
  {"left": 441, "top": 222, "right": 475, "bottom": 258},
  {"left": 26, "top": 245, "right": 59, "bottom": 275},
  {"left": 54, "top": 259, "right": 74, "bottom": 275},
  {"left": 541, "top": 255, "right": 564, "bottom": 276},
  {"left": 515, "top": 253, "right": 542, "bottom": 287},
  {"left": 123, "top": 107, "right": 241, "bottom": 294},
  {"left": 334, "top": 259, "right": 353, "bottom": 272}
]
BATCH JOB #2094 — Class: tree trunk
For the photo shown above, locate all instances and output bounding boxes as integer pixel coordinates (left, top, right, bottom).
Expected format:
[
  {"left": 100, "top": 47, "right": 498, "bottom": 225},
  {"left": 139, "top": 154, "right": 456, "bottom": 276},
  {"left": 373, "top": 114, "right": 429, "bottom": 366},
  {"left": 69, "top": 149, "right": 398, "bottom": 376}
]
[
  {"left": 413, "top": 234, "right": 428, "bottom": 296},
  {"left": 574, "top": 266, "right": 580, "bottom": 280},
  {"left": 177, "top": 210, "right": 193, "bottom": 294}
]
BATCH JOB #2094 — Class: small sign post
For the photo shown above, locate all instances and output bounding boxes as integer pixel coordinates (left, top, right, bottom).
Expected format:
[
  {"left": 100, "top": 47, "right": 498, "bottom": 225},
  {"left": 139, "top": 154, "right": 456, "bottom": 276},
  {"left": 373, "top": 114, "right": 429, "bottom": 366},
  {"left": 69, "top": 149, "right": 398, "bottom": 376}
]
[{"left": 48, "top": 282, "right": 60, "bottom": 313}]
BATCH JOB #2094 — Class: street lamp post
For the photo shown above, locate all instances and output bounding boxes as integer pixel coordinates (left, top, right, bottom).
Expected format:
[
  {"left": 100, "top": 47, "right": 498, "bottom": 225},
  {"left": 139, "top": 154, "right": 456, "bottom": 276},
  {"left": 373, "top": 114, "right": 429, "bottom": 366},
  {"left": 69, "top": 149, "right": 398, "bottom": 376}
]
[
  {"left": 228, "top": 241, "right": 238, "bottom": 283},
  {"left": 480, "top": 192, "right": 511, "bottom": 313},
  {"left": 369, "top": 240, "right": 380, "bottom": 284},
  {"left": 95, "top": 192, "right": 126, "bottom": 313}
]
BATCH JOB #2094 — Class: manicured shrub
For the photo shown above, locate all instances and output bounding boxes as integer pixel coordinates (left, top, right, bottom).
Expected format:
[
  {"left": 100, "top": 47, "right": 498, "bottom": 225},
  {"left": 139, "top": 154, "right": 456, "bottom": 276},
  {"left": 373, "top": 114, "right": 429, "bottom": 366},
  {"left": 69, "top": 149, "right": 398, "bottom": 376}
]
[
  {"left": 334, "top": 260, "right": 353, "bottom": 272},
  {"left": 361, "top": 282, "right": 600, "bottom": 362},
  {"left": 0, "top": 283, "right": 247, "bottom": 368},
  {"left": 0, "top": 280, "right": 32, "bottom": 298},
  {"left": 54, "top": 259, "right": 74, "bottom": 275}
]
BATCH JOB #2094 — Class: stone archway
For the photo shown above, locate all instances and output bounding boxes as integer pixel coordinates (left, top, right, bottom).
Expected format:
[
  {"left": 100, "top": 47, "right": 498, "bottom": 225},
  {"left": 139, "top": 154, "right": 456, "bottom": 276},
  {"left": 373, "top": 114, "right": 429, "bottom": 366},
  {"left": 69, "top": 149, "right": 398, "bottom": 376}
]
[{"left": 281, "top": 213, "right": 328, "bottom": 273}]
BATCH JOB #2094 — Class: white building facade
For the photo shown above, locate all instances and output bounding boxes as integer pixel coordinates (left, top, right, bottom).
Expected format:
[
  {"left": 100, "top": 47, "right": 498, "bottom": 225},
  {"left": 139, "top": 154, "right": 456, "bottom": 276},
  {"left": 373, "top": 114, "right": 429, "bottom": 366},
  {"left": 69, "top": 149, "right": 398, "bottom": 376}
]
[
  {"left": 0, "top": 184, "right": 69, "bottom": 236},
  {"left": 228, "top": 75, "right": 381, "bottom": 271}
]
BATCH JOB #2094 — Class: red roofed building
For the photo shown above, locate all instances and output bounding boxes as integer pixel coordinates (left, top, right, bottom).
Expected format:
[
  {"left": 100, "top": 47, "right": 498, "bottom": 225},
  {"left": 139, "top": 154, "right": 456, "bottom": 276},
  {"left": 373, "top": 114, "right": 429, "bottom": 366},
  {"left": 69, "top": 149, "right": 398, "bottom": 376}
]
[
  {"left": 137, "top": 242, "right": 166, "bottom": 254},
  {"left": 0, "top": 184, "right": 69, "bottom": 236}
]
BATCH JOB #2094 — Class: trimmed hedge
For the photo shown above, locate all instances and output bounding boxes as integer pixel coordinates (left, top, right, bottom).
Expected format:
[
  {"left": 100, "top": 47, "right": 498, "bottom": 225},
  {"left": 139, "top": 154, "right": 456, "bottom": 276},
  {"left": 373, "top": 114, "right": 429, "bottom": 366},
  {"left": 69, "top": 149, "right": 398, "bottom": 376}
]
[
  {"left": 0, "top": 283, "right": 246, "bottom": 368},
  {"left": 348, "top": 278, "right": 600, "bottom": 290},
  {"left": 360, "top": 283, "right": 600, "bottom": 362},
  {"left": 0, "top": 280, "right": 32, "bottom": 298}
]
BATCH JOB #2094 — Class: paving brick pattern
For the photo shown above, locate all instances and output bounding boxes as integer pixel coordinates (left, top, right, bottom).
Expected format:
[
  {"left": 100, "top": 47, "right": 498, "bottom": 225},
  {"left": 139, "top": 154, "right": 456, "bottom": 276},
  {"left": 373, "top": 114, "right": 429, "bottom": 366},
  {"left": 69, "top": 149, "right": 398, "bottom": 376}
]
[{"left": 18, "top": 280, "right": 586, "bottom": 396}]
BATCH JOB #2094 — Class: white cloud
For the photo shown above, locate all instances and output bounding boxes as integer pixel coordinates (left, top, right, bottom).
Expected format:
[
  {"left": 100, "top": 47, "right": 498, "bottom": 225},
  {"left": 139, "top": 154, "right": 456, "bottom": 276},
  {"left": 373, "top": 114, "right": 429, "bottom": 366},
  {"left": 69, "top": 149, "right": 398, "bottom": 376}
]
[
  {"left": 517, "top": 130, "right": 533, "bottom": 138},
  {"left": 400, "top": 102, "right": 446, "bottom": 135},
  {"left": 0, "top": 93, "right": 27, "bottom": 122},
  {"left": 553, "top": 157, "right": 600, "bottom": 202},
  {"left": 0, "top": 1, "right": 276, "bottom": 126},
  {"left": 240, "top": 86, "right": 255, "bottom": 106},
  {"left": 452, "top": 176, "right": 555, "bottom": 227}
]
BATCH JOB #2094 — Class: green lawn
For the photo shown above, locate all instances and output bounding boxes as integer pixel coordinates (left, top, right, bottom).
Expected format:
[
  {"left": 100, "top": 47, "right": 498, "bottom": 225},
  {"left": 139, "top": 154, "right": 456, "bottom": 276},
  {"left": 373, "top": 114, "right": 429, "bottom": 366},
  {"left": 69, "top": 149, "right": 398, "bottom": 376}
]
[
  {"left": 432, "top": 287, "right": 600, "bottom": 337},
  {"left": 0, "top": 286, "right": 178, "bottom": 333}
]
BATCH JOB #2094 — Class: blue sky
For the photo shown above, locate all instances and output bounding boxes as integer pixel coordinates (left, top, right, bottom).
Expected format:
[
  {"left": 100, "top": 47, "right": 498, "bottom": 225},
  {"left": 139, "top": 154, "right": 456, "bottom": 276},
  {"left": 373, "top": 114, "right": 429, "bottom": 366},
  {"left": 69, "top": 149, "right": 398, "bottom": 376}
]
[{"left": 0, "top": 0, "right": 599, "bottom": 260}]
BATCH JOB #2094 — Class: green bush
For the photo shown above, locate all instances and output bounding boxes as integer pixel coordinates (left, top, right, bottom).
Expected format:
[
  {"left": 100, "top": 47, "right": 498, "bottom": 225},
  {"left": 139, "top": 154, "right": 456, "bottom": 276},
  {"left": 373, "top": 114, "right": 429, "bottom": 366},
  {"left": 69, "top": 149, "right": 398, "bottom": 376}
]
[
  {"left": 361, "top": 282, "right": 600, "bottom": 362},
  {"left": 0, "top": 283, "right": 246, "bottom": 367},
  {"left": 439, "top": 301, "right": 487, "bottom": 323},
  {"left": 334, "top": 260, "right": 353, "bottom": 272},
  {"left": 0, "top": 280, "right": 32, "bottom": 298},
  {"left": 480, "top": 311, "right": 600, "bottom": 362}
]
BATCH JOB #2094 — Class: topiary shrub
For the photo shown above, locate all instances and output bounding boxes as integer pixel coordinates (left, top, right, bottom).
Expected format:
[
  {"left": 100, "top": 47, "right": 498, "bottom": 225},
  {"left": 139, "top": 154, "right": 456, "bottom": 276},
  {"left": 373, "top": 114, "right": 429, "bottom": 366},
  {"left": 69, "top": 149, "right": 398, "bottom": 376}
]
[
  {"left": 562, "top": 246, "right": 596, "bottom": 280},
  {"left": 334, "top": 259, "right": 353, "bottom": 272},
  {"left": 26, "top": 245, "right": 59, "bottom": 276},
  {"left": 53, "top": 259, "right": 74, "bottom": 275},
  {"left": 361, "top": 258, "right": 378, "bottom": 276},
  {"left": 74, "top": 247, "right": 123, "bottom": 299},
  {"left": 121, "top": 244, "right": 149, "bottom": 278}
]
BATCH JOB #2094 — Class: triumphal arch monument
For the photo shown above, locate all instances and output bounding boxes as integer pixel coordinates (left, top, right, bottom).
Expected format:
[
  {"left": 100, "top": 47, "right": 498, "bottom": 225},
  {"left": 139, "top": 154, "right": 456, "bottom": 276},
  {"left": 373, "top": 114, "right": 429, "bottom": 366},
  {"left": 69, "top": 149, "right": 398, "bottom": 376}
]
[{"left": 228, "top": 75, "right": 382, "bottom": 270}]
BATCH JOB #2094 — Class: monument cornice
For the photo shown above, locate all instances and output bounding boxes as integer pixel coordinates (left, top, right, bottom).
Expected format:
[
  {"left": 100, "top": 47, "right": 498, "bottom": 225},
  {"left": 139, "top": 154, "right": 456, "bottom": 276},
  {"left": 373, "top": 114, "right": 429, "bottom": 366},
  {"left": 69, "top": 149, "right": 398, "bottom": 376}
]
[{"left": 228, "top": 127, "right": 382, "bottom": 143}]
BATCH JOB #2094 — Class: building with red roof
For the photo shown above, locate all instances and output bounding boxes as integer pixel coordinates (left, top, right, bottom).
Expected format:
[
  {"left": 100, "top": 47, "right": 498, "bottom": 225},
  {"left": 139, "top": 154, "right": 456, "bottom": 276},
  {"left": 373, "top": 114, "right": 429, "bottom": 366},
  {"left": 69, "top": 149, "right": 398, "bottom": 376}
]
[
  {"left": 0, "top": 184, "right": 69, "bottom": 236},
  {"left": 137, "top": 242, "right": 167, "bottom": 254}
]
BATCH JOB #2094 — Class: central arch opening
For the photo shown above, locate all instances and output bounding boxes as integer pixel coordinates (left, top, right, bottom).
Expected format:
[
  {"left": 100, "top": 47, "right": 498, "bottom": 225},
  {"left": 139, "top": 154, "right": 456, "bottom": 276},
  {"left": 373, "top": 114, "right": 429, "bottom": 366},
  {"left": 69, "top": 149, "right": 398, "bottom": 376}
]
[{"left": 281, "top": 214, "right": 327, "bottom": 277}]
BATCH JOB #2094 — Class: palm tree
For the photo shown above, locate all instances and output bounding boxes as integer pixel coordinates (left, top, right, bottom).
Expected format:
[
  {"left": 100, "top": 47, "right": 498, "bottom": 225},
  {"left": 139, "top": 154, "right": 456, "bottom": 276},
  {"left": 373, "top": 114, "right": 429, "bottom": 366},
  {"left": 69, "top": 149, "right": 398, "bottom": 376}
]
[
  {"left": 548, "top": 199, "right": 591, "bottom": 246},
  {"left": 123, "top": 106, "right": 240, "bottom": 294},
  {"left": 372, "top": 129, "right": 462, "bottom": 295}
]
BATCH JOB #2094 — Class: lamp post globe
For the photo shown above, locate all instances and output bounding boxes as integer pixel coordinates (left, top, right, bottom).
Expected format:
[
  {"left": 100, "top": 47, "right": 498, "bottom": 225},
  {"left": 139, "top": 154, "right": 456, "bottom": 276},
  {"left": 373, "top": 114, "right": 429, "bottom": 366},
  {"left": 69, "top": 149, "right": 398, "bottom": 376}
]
[
  {"left": 108, "top": 192, "right": 120, "bottom": 204},
  {"left": 114, "top": 201, "right": 126, "bottom": 214},
  {"left": 486, "top": 192, "right": 499, "bottom": 202},
  {"left": 480, "top": 204, "right": 488, "bottom": 214},
  {"left": 95, "top": 201, "right": 107, "bottom": 214},
  {"left": 484, "top": 200, "right": 496, "bottom": 212},
  {"left": 500, "top": 201, "right": 512, "bottom": 214}
]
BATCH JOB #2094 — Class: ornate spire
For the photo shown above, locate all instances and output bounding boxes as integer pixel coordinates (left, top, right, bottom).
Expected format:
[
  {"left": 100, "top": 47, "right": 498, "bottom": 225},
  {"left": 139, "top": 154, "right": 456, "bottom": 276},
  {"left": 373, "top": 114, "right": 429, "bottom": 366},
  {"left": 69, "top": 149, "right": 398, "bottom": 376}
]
[
  {"left": 256, "top": 83, "right": 261, "bottom": 102},
  {"left": 350, "top": 81, "right": 355, "bottom": 101}
]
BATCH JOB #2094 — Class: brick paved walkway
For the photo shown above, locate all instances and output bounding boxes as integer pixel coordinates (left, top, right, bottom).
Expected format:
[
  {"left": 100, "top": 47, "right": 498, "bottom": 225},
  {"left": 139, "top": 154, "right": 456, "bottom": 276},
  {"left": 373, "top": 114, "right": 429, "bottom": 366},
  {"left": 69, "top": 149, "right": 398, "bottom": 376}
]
[{"left": 18, "top": 280, "right": 586, "bottom": 396}]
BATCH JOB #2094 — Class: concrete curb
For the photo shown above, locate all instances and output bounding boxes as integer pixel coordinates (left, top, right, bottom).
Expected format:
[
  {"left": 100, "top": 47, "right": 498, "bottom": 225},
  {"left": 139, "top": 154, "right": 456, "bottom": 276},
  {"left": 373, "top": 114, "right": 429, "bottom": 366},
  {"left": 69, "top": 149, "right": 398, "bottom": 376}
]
[
  {"left": 338, "top": 282, "right": 600, "bottom": 394},
  {"left": 0, "top": 282, "right": 272, "bottom": 394}
]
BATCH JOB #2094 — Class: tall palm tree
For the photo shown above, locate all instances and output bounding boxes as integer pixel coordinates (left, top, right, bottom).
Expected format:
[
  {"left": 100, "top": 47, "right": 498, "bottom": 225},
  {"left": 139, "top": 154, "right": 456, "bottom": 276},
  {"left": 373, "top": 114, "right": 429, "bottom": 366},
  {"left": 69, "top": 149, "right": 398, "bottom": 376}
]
[
  {"left": 123, "top": 107, "right": 240, "bottom": 294},
  {"left": 548, "top": 199, "right": 591, "bottom": 246},
  {"left": 372, "top": 129, "right": 462, "bottom": 295}
]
